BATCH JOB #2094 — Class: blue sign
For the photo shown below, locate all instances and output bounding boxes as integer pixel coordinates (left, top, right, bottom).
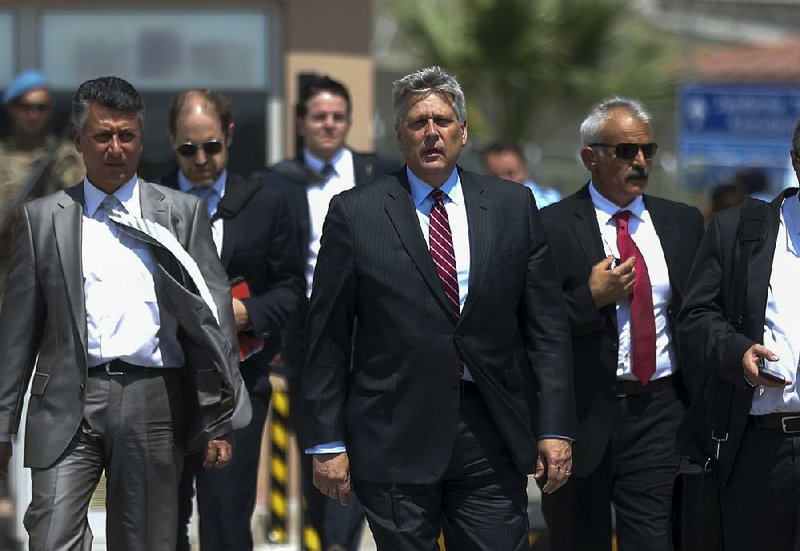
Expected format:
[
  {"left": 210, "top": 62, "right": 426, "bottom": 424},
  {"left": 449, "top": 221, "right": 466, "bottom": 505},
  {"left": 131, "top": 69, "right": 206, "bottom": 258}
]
[{"left": 679, "top": 83, "right": 800, "bottom": 192}]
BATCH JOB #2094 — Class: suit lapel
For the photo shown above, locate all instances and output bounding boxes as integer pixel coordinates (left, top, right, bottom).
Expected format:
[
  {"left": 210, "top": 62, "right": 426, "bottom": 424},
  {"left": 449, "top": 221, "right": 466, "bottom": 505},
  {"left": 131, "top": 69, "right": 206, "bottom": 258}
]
[
  {"left": 459, "top": 171, "right": 490, "bottom": 321},
  {"left": 646, "top": 197, "right": 683, "bottom": 304},
  {"left": 570, "top": 185, "right": 606, "bottom": 263},
  {"left": 139, "top": 178, "right": 170, "bottom": 230},
  {"left": 54, "top": 186, "right": 87, "bottom": 353},
  {"left": 384, "top": 172, "right": 455, "bottom": 317}
]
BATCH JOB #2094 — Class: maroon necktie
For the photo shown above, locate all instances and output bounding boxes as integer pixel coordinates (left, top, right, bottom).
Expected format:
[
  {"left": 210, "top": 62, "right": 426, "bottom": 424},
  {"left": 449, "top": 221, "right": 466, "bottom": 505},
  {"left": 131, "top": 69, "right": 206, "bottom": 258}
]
[
  {"left": 429, "top": 189, "right": 460, "bottom": 316},
  {"left": 613, "top": 210, "right": 656, "bottom": 384}
]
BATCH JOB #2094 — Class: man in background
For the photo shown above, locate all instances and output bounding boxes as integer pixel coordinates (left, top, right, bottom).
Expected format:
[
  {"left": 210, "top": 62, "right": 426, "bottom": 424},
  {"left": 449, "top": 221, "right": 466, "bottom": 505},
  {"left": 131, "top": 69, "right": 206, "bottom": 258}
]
[
  {"left": 161, "top": 89, "right": 305, "bottom": 551},
  {"left": 481, "top": 141, "right": 561, "bottom": 207},
  {"left": 0, "top": 69, "right": 84, "bottom": 291},
  {"left": 257, "top": 75, "right": 400, "bottom": 551}
]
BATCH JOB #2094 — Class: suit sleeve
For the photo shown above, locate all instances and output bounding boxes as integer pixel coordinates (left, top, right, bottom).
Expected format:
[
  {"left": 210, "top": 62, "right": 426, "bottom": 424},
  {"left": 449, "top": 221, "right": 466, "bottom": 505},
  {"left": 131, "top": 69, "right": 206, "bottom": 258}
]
[
  {"left": 523, "top": 194, "right": 577, "bottom": 438},
  {"left": 677, "top": 213, "right": 754, "bottom": 388},
  {"left": 301, "top": 194, "right": 356, "bottom": 449},
  {"left": 240, "top": 191, "right": 306, "bottom": 337},
  {"left": 0, "top": 205, "right": 44, "bottom": 434}
]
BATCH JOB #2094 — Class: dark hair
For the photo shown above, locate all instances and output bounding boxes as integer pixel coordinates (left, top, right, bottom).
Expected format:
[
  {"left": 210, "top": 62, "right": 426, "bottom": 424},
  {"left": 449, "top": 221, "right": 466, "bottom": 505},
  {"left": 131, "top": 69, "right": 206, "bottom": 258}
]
[
  {"left": 481, "top": 142, "right": 525, "bottom": 163},
  {"left": 168, "top": 89, "right": 233, "bottom": 136},
  {"left": 296, "top": 75, "right": 351, "bottom": 118},
  {"left": 71, "top": 76, "right": 144, "bottom": 132}
]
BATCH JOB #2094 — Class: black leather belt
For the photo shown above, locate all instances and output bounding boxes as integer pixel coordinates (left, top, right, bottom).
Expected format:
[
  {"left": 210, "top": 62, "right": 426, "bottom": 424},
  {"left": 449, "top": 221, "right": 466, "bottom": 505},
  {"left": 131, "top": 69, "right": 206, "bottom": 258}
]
[
  {"left": 749, "top": 413, "right": 800, "bottom": 434},
  {"left": 614, "top": 375, "right": 673, "bottom": 398},
  {"left": 88, "top": 359, "right": 155, "bottom": 376}
]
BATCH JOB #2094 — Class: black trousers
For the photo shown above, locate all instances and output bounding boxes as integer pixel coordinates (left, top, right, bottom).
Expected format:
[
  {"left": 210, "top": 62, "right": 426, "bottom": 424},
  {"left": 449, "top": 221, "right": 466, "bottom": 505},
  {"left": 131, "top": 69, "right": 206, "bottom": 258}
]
[
  {"left": 541, "top": 384, "right": 683, "bottom": 551},
  {"left": 176, "top": 363, "right": 271, "bottom": 551},
  {"left": 720, "top": 423, "right": 800, "bottom": 550},
  {"left": 353, "top": 382, "right": 528, "bottom": 551}
]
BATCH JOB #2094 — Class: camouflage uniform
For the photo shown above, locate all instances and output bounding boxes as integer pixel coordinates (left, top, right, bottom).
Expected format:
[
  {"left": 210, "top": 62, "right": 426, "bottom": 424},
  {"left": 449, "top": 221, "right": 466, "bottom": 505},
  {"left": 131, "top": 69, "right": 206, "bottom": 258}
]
[{"left": 0, "top": 133, "right": 83, "bottom": 289}]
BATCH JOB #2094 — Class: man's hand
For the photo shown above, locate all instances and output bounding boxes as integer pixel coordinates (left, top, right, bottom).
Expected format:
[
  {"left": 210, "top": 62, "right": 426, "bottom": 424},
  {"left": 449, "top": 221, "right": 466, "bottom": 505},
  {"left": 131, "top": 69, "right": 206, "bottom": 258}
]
[
  {"left": 232, "top": 297, "right": 250, "bottom": 333},
  {"left": 742, "top": 344, "right": 788, "bottom": 388},
  {"left": 204, "top": 433, "right": 234, "bottom": 469},
  {"left": 534, "top": 438, "right": 572, "bottom": 494},
  {"left": 0, "top": 442, "right": 11, "bottom": 474},
  {"left": 313, "top": 452, "right": 351, "bottom": 506},
  {"left": 589, "top": 255, "right": 636, "bottom": 308}
]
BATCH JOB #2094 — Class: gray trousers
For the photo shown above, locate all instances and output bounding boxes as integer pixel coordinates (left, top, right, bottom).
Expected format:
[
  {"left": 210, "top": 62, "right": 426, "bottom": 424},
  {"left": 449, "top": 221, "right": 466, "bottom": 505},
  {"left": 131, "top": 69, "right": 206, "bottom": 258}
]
[{"left": 23, "top": 368, "right": 184, "bottom": 551}]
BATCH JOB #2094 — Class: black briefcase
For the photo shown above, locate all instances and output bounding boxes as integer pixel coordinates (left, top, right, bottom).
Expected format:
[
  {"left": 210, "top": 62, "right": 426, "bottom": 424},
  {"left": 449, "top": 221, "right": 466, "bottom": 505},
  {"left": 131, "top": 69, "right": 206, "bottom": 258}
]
[{"left": 670, "top": 457, "right": 722, "bottom": 551}]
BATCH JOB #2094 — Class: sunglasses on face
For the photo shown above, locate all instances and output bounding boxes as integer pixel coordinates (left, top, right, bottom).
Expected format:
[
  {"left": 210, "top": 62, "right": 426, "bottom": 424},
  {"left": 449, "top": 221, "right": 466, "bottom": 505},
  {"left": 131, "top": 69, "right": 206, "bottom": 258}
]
[
  {"left": 590, "top": 142, "right": 658, "bottom": 160},
  {"left": 175, "top": 140, "right": 224, "bottom": 158}
]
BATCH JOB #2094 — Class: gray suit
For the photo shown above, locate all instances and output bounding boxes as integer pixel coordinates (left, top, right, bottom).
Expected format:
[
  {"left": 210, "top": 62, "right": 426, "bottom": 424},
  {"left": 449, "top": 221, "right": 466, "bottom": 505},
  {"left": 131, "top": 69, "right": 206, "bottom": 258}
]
[{"left": 0, "top": 179, "right": 249, "bottom": 549}]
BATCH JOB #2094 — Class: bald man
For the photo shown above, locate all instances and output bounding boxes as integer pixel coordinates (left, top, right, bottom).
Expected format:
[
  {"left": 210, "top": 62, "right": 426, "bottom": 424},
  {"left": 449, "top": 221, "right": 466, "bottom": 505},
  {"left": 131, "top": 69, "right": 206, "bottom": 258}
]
[{"left": 159, "top": 89, "right": 305, "bottom": 551}]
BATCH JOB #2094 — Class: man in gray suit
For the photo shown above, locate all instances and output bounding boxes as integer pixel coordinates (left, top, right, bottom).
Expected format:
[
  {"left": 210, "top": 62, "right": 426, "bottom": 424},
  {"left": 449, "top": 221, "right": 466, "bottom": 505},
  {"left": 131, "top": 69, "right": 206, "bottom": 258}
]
[{"left": 0, "top": 76, "right": 246, "bottom": 550}]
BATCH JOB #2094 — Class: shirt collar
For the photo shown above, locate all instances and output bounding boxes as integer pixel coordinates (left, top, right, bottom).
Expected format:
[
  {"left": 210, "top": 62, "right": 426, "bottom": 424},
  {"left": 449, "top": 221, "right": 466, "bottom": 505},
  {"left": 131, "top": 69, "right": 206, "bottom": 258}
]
[
  {"left": 177, "top": 169, "right": 227, "bottom": 198},
  {"left": 588, "top": 180, "right": 646, "bottom": 222},
  {"left": 304, "top": 147, "right": 347, "bottom": 175},
  {"left": 83, "top": 174, "right": 141, "bottom": 218},
  {"left": 407, "top": 167, "right": 463, "bottom": 208}
]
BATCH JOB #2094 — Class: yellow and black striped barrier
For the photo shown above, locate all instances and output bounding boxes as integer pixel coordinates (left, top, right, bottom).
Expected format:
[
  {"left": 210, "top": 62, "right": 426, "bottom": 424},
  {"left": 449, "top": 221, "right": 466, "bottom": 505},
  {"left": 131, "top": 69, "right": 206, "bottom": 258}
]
[{"left": 267, "top": 389, "right": 290, "bottom": 544}]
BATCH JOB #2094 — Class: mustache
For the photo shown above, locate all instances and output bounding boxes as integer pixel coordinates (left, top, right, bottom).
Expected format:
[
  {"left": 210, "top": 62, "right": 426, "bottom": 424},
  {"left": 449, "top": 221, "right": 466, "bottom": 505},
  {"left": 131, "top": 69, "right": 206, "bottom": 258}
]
[{"left": 625, "top": 166, "right": 649, "bottom": 181}]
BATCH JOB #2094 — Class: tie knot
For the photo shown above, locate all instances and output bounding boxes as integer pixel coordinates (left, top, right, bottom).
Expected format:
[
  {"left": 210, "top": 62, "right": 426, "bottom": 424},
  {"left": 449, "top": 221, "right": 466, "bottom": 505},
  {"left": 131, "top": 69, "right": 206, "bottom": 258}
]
[
  {"left": 321, "top": 163, "right": 335, "bottom": 178},
  {"left": 100, "top": 195, "right": 123, "bottom": 214},
  {"left": 431, "top": 189, "right": 445, "bottom": 203},
  {"left": 613, "top": 209, "right": 632, "bottom": 228}
]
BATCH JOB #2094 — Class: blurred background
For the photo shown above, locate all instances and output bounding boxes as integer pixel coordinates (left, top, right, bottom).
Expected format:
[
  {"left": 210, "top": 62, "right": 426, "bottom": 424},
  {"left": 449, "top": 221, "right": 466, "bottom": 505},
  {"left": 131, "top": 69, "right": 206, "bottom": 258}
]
[{"left": 2, "top": 0, "right": 800, "bottom": 548}]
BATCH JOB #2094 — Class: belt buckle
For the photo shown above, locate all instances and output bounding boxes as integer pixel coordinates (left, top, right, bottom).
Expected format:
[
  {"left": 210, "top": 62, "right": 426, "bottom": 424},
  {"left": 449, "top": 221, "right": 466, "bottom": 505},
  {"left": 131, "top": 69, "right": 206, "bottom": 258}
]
[
  {"left": 103, "top": 361, "right": 125, "bottom": 376},
  {"left": 780, "top": 415, "right": 800, "bottom": 433}
]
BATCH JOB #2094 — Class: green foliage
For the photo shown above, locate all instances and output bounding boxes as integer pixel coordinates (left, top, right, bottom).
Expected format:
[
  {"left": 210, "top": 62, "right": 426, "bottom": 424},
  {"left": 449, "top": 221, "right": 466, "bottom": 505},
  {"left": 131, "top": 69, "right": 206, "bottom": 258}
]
[{"left": 386, "top": 0, "right": 682, "bottom": 142}]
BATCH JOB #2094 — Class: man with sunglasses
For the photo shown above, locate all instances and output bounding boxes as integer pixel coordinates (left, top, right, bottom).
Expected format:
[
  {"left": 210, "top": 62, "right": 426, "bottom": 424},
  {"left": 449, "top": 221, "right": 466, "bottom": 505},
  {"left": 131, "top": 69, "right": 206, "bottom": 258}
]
[
  {"left": 158, "top": 89, "right": 305, "bottom": 551},
  {"left": 0, "top": 70, "right": 84, "bottom": 293},
  {"left": 539, "top": 97, "right": 704, "bottom": 551},
  {"left": 256, "top": 75, "right": 400, "bottom": 551}
]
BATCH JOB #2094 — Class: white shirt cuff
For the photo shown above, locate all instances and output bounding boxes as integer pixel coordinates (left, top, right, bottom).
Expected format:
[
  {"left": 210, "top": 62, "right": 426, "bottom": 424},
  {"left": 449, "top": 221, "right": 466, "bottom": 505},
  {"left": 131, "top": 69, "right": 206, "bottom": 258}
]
[{"left": 305, "top": 441, "right": 346, "bottom": 454}]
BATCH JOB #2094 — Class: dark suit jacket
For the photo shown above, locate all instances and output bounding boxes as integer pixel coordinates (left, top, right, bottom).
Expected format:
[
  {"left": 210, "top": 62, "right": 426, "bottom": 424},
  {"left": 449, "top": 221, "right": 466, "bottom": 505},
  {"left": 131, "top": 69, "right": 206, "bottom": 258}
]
[
  {"left": 256, "top": 150, "right": 402, "bottom": 373},
  {"left": 302, "top": 167, "right": 576, "bottom": 484},
  {"left": 540, "top": 183, "right": 704, "bottom": 476},
  {"left": 0, "top": 179, "right": 246, "bottom": 468},
  {"left": 677, "top": 190, "right": 791, "bottom": 488},
  {"left": 158, "top": 171, "right": 306, "bottom": 367}
]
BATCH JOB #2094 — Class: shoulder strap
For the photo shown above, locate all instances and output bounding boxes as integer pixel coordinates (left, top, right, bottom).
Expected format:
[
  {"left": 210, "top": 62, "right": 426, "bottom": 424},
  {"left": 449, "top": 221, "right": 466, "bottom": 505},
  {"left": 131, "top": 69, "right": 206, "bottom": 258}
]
[
  {"left": 270, "top": 159, "right": 325, "bottom": 185},
  {"left": 712, "top": 198, "right": 771, "bottom": 459},
  {"left": 212, "top": 176, "right": 262, "bottom": 221},
  {"left": 728, "top": 199, "right": 770, "bottom": 329}
]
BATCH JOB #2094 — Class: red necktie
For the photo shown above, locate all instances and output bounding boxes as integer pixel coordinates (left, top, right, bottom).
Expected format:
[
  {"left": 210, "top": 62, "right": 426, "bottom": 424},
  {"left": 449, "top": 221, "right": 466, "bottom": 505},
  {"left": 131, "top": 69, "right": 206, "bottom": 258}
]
[
  {"left": 429, "top": 190, "right": 464, "bottom": 377},
  {"left": 429, "top": 189, "right": 460, "bottom": 316},
  {"left": 613, "top": 210, "right": 656, "bottom": 384}
]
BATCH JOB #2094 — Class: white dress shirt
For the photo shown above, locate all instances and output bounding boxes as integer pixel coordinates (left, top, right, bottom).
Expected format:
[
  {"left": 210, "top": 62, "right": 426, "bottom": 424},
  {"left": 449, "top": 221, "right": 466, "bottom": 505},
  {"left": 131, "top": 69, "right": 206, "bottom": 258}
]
[
  {"left": 304, "top": 147, "right": 356, "bottom": 296},
  {"left": 83, "top": 176, "right": 183, "bottom": 368},
  {"left": 589, "top": 182, "right": 677, "bottom": 382},
  {"left": 178, "top": 169, "right": 226, "bottom": 256},
  {"left": 751, "top": 194, "right": 800, "bottom": 415}
]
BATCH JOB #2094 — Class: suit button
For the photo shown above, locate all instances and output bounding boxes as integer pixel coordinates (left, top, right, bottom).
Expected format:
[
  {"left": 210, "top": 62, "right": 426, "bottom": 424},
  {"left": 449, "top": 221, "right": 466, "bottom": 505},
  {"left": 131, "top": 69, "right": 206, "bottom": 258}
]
[
  {"left": 79, "top": 384, "right": 85, "bottom": 391},
  {"left": 455, "top": 334, "right": 463, "bottom": 341},
  {"left": 609, "top": 386, "right": 617, "bottom": 395}
]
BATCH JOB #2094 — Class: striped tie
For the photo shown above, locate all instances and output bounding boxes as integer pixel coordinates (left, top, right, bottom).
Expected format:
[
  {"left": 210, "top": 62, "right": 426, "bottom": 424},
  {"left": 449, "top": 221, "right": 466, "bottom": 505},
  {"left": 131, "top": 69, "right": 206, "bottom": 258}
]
[
  {"left": 100, "top": 195, "right": 221, "bottom": 325},
  {"left": 429, "top": 189, "right": 459, "bottom": 316}
]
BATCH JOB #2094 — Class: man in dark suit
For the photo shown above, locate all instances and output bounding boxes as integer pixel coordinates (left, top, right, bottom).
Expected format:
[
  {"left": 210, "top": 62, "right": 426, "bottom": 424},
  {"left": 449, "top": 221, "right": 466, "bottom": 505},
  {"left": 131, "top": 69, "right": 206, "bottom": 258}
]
[
  {"left": 303, "top": 65, "right": 576, "bottom": 550},
  {"left": 160, "top": 89, "right": 305, "bottom": 551},
  {"left": 0, "top": 77, "right": 247, "bottom": 550},
  {"left": 256, "top": 75, "right": 400, "bottom": 551},
  {"left": 539, "top": 97, "right": 704, "bottom": 551},
  {"left": 676, "top": 120, "right": 800, "bottom": 550}
]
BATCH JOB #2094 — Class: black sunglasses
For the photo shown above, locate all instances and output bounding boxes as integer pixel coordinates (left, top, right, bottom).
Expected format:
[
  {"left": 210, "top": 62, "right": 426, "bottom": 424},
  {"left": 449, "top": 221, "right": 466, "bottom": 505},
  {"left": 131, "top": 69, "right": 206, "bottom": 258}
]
[
  {"left": 175, "top": 140, "right": 224, "bottom": 158},
  {"left": 590, "top": 142, "right": 658, "bottom": 160}
]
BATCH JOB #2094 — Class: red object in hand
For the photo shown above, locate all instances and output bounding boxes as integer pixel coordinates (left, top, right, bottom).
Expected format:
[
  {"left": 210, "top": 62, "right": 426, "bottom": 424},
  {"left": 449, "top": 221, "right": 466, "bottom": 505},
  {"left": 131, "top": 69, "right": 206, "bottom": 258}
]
[{"left": 230, "top": 277, "right": 264, "bottom": 361}]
